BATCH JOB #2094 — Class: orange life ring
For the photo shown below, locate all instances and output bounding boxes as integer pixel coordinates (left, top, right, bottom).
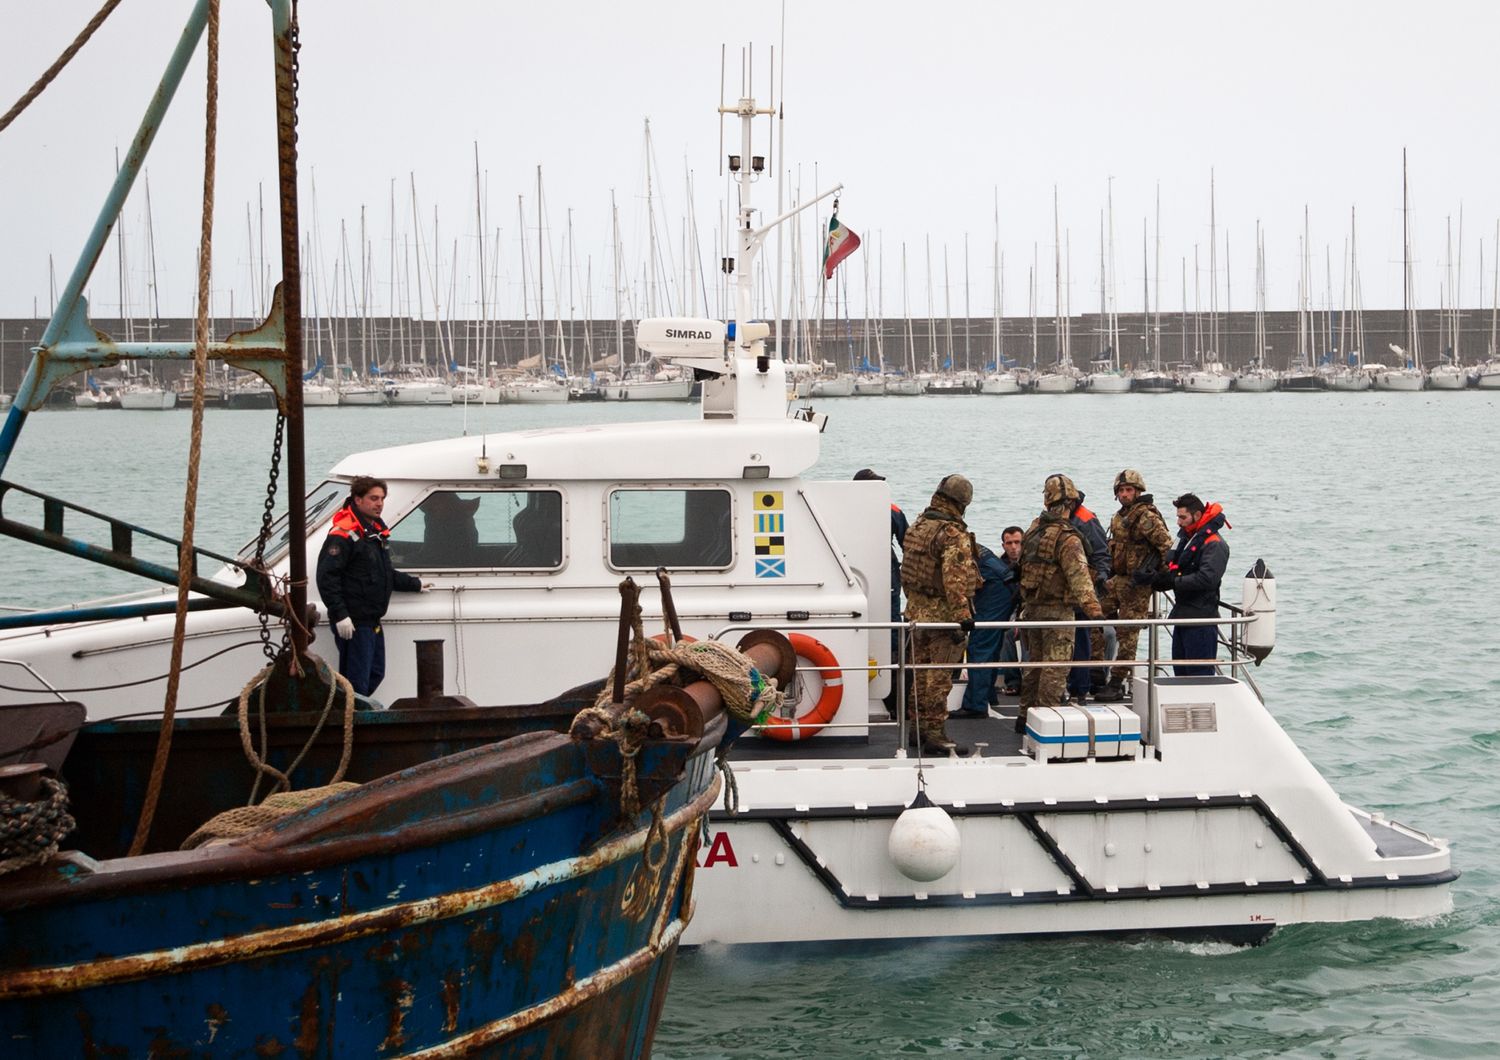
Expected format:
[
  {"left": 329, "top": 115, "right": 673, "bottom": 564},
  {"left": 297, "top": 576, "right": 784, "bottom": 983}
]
[{"left": 760, "top": 633, "right": 843, "bottom": 741}]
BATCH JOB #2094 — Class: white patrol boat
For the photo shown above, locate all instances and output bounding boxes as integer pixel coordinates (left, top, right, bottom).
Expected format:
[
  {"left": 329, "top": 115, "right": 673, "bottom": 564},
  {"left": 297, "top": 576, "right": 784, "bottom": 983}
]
[{"left": 0, "top": 77, "right": 1453, "bottom": 949}]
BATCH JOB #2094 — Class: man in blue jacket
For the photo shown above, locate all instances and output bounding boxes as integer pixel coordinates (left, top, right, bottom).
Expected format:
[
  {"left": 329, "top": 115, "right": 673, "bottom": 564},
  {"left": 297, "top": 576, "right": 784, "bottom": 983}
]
[
  {"left": 315, "top": 476, "right": 430, "bottom": 696},
  {"left": 1154, "top": 492, "right": 1229, "bottom": 676},
  {"left": 952, "top": 525, "right": 1022, "bottom": 718}
]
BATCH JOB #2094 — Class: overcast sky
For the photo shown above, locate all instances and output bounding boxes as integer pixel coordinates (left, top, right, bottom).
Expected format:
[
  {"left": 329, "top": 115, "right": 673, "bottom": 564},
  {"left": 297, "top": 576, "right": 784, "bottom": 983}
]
[{"left": 3, "top": 0, "right": 1498, "bottom": 326}]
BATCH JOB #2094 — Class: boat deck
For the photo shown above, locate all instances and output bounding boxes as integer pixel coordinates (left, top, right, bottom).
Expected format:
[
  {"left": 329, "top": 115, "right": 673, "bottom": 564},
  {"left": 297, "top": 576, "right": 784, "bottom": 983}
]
[{"left": 731, "top": 690, "right": 1045, "bottom": 762}]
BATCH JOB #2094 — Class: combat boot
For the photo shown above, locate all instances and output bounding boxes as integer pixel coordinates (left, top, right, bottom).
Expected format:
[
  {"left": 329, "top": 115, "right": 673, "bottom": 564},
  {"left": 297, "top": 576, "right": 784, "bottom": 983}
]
[{"left": 1095, "top": 676, "right": 1126, "bottom": 702}]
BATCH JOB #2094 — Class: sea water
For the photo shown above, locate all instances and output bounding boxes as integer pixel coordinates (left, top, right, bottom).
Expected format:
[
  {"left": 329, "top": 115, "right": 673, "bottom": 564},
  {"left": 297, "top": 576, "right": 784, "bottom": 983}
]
[{"left": 1, "top": 392, "right": 1496, "bottom": 1057}]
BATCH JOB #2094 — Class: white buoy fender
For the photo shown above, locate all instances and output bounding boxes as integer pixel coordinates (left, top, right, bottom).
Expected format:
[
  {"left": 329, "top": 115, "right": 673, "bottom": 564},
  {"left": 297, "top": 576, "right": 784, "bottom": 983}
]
[
  {"left": 1241, "top": 559, "right": 1276, "bottom": 664},
  {"left": 886, "top": 790, "right": 961, "bottom": 882}
]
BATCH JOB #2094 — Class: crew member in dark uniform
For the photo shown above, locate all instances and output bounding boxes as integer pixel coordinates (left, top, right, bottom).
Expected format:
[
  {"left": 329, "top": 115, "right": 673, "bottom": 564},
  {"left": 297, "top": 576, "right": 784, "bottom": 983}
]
[
  {"left": 1155, "top": 492, "right": 1229, "bottom": 676},
  {"left": 315, "top": 475, "right": 430, "bottom": 697}
]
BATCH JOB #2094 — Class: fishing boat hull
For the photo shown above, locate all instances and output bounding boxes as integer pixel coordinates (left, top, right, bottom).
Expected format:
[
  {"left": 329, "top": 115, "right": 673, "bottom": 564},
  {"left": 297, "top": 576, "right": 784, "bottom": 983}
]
[{"left": 0, "top": 708, "right": 724, "bottom": 1058}]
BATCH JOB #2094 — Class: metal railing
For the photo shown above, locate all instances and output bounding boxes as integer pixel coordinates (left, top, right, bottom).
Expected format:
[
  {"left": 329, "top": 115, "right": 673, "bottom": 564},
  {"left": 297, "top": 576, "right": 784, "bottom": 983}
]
[{"left": 716, "top": 605, "right": 1258, "bottom": 754}]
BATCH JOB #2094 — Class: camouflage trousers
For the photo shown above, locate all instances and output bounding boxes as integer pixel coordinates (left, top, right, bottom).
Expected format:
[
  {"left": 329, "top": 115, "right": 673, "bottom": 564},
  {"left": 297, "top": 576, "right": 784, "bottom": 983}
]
[
  {"left": 910, "top": 628, "right": 966, "bottom": 740},
  {"left": 1020, "top": 604, "right": 1074, "bottom": 718},
  {"left": 1101, "top": 578, "right": 1154, "bottom": 684}
]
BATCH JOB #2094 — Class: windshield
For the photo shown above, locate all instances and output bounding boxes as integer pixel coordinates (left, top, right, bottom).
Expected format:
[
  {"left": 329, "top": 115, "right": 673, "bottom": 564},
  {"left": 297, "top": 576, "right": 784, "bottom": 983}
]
[{"left": 235, "top": 480, "right": 346, "bottom": 566}]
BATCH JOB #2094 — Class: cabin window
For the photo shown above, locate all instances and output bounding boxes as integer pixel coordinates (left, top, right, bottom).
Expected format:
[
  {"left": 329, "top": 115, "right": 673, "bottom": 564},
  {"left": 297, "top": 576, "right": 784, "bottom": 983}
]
[
  {"left": 607, "top": 488, "right": 733, "bottom": 569},
  {"left": 388, "top": 489, "right": 564, "bottom": 570}
]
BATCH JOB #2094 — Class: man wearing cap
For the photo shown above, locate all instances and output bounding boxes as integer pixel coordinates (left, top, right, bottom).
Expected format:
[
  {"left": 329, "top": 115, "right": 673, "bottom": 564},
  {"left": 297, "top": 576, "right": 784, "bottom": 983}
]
[
  {"left": 899, "top": 474, "right": 982, "bottom": 756},
  {"left": 1017, "top": 474, "right": 1104, "bottom": 732},
  {"left": 853, "top": 468, "right": 909, "bottom": 706},
  {"left": 1095, "top": 469, "right": 1174, "bottom": 702}
]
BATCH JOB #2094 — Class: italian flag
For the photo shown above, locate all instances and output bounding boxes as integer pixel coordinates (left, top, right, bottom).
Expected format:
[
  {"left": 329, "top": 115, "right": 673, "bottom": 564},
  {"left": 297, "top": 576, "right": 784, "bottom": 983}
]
[{"left": 822, "top": 211, "right": 862, "bottom": 281}]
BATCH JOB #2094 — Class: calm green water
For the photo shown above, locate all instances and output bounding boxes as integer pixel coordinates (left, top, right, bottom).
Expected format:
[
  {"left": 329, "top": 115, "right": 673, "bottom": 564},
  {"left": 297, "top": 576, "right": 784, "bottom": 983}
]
[{"left": 2, "top": 392, "right": 1497, "bottom": 1057}]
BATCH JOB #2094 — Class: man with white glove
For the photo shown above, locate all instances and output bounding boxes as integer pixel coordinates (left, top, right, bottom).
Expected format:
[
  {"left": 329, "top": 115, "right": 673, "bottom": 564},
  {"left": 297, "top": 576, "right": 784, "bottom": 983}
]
[{"left": 315, "top": 476, "right": 431, "bottom": 697}]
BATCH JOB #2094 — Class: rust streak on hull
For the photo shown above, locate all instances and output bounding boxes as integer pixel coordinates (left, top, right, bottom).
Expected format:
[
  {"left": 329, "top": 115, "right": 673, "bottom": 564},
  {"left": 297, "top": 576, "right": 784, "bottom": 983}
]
[{"left": 0, "top": 776, "right": 720, "bottom": 999}]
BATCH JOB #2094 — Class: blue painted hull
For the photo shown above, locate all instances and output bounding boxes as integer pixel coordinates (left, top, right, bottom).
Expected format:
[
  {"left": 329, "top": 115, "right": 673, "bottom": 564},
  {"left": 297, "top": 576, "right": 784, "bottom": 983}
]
[{"left": 0, "top": 726, "right": 721, "bottom": 1056}]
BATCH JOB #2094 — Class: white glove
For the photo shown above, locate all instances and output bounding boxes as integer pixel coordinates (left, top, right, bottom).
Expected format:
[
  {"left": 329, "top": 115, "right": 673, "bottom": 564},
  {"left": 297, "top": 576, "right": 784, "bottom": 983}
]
[
  {"left": 334, "top": 617, "right": 355, "bottom": 640},
  {"left": 420, "top": 582, "right": 434, "bottom": 593}
]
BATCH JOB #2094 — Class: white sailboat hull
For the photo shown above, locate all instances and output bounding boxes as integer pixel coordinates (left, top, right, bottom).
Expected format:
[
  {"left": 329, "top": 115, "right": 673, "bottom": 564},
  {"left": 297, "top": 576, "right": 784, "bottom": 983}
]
[
  {"left": 1374, "top": 370, "right": 1425, "bottom": 391},
  {"left": 1426, "top": 366, "right": 1466, "bottom": 390},
  {"left": 338, "top": 386, "right": 389, "bottom": 406},
  {"left": 302, "top": 385, "right": 340, "bottom": 406},
  {"left": 1034, "top": 373, "right": 1078, "bottom": 394},
  {"left": 1476, "top": 364, "right": 1500, "bottom": 389},
  {"left": 1086, "top": 373, "right": 1132, "bottom": 393},
  {"left": 1233, "top": 372, "right": 1277, "bottom": 392},
  {"left": 851, "top": 376, "right": 886, "bottom": 396},
  {"left": 884, "top": 377, "right": 923, "bottom": 396},
  {"left": 1324, "top": 371, "right": 1373, "bottom": 392},
  {"left": 390, "top": 382, "right": 454, "bottom": 405},
  {"left": 118, "top": 387, "right": 177, "bottom": 410},
  {"left": 979, "top": 373, "right": 1021, "bottom": 395},
  {"left": 505, "top": 381, "right": 570, "bottom": 403},
  {"left": 1182, "top": 371, "right": 1233, "bottom": 393},
  {"left": 600, "top": 377, "right": 694, "bottom": 401},
  {"left": 810, "top": 374, "right": 855, "bottom": 398}
]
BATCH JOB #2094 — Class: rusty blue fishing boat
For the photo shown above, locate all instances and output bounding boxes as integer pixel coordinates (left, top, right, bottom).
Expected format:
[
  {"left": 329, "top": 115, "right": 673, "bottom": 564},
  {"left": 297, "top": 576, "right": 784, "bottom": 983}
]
[{"left": 0, "top": 2, "right": 792, "bottom": 1054}]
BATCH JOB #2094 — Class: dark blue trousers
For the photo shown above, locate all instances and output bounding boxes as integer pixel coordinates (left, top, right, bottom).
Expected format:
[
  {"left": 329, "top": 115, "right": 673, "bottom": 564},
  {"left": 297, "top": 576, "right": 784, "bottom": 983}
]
[
  {"left": 1171, "top": 623, "right": 1218, "bottom": 677},
  {"left": 1068, "top": 626, "right": 1092, "bottom": 697},
  {"left": 335, "top": 622, "right": 386, "bottom": 697},
  {"left": 960, "top": 624, "right": 1004, "bottom": 713}
]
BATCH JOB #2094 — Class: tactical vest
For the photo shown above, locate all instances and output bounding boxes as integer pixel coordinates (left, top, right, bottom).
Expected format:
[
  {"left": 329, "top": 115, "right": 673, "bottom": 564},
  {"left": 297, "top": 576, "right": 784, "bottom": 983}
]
[
  {"left": 900, "top": 513, "right": 957, "bottom": 597},
  {"left": 1108, "top": 498, "right": 1166, "bottom": 576},
  {"left": 1020, "top": 515, "right": 1081, "bottom": 604}
]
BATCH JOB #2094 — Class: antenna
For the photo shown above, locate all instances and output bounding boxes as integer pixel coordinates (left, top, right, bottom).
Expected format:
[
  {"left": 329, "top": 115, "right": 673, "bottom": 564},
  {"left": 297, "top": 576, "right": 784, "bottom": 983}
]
[
  {"left": 718, "top": 44, "right": 726, "bottom": 178},
  {"left": 767, "top": 45, "right": 776, "bottom": 173}
]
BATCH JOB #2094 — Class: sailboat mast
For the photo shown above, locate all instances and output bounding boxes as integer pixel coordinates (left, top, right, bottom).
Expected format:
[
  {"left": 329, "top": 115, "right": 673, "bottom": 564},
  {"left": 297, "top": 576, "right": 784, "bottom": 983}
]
[{"left": 537, "top": 166, "right": 546, "bottom": 372}]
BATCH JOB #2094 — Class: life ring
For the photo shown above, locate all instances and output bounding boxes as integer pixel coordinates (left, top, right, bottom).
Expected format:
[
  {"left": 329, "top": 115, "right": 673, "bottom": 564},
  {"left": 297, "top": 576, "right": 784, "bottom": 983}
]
[{"left": 760, "top": 633, "right": 843, "bottom": 741}]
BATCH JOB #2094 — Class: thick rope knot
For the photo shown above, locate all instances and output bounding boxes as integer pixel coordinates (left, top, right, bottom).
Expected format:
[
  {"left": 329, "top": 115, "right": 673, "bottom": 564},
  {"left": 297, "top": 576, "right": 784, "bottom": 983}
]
[{"left": 0, "top": 777, "right": 76, "bottom": 876}]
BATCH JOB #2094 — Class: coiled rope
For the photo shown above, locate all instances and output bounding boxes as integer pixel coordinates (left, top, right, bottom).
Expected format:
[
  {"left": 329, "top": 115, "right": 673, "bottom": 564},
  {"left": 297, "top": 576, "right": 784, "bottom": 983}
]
[{"left": 0, "top": 778, "right": 76, "bottom": 877}]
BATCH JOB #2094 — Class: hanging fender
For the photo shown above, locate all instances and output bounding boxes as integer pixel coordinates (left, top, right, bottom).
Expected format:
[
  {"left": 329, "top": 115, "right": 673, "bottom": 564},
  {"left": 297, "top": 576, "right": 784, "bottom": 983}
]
[{"left": 759, "top": 633, "right": 844, "bottom": 742}]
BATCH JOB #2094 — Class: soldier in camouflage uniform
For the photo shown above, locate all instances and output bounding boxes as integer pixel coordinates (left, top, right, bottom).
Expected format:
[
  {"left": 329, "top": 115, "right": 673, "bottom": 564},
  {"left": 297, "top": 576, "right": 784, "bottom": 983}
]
[
  {"left": 900, "top": 474, "right": 982, "bottom": 756},
  {"left": 1094, "top": 469, "right": 1174, "bottom": 703},
  {"left": 1017, "top": 474, "right": 1104, "bottom": 733}
]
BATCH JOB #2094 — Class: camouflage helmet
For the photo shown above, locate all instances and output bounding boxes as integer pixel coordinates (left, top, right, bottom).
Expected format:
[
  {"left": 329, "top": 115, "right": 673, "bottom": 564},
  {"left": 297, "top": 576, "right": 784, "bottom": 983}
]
[
  {"left": 936, "top": 473, "right": 973, "bottom": 509},
  {"left": 1114, "top": 468, "right": 1147, "bottom": 493},
  {"left": 1043, "top": 473, "right": 1081, "bottom": 508}
]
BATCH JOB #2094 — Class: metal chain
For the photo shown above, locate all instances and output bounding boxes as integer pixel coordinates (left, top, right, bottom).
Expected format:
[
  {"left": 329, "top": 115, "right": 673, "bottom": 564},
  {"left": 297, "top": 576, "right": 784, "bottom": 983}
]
[
  {"left": 253, "top": 413, "right": 287, "bottom": 662},
  {"left": 248, "top": 1, "right": 301, "bottom": 667}
]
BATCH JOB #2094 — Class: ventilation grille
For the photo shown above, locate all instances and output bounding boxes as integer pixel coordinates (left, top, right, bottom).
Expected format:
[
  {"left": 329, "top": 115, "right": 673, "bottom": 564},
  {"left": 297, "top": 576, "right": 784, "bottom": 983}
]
[{"left": 1163, "top": 703, "right": 1218, "bottom": 733}]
